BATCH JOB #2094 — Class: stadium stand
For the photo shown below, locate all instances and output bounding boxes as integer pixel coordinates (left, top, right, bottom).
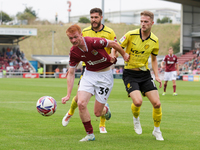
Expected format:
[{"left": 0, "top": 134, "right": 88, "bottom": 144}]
[
  {"left": 0, "top": 46, "right": 33, "bottom": 74},
  {"left": 178, "top": 50, "right": 197, "bottom": 65},
  {"left": 178, "top": 50, "right": 200, "bottom": 75}
]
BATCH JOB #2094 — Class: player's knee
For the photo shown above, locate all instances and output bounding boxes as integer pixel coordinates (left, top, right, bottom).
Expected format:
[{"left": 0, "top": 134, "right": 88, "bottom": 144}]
[
  {"left": 153, "top": 101, "right": 161, "bottom": 108},
  {"left": 77, "top": 101, "right": 86, "bottom": 112},
  {"left": 94, "top": 111, "right": 101, "bottom": 117},
  {"left": 133, "top": 100, "right": 142, "bottom": 107}
]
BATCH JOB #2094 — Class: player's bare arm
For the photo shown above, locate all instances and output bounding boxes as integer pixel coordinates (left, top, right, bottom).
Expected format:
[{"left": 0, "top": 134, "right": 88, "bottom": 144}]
[
  {"left": 110, "top": 48, "right": 119, "bottom": 58},
  {"left": 151, "top": 54, "right": 162, "bottom": 88},
  {"left": 62, "top": 67, "right": 76, "bottom": 104},
  {"left": 107, "top": 40, "right": 130, "bottom": 62},
  {"left": 176, "top": 63, "right": 179, "bottom": 75},
  {"left": 161, "top": 61, "right": 165, "bottom": 69}
]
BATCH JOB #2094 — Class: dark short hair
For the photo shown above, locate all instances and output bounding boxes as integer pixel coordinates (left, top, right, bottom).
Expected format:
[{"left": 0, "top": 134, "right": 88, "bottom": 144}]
[
  {"left": 141, "top": 11, "right": 154, "bottom": 20},
  {"left": 90, "top": 8, "right": 102, "bottom": 16}
]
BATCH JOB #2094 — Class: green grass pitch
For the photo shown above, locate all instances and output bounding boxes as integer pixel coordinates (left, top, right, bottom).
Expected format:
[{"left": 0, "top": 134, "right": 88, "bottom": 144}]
[{"left": 0, "top": 78, "right": 200, "bottom": 150}]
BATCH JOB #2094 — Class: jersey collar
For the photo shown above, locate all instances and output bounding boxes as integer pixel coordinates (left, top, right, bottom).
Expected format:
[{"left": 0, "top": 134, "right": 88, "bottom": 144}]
[
  {"left": 140, "top": 28, "right": 151, "bottom": 42},
  {"left": 78, "top": 37, "right": 88, "bottom": 52},
  {"left": 91, "top": 24, "right": 105, "bottom": 33},
  {"left": 168, "top": 54, "right": 174, "bottom": 57}
]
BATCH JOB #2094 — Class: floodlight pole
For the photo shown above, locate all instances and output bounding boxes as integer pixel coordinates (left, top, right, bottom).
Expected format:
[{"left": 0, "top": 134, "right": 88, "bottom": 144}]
[
  {"left": 67, "top": 1, "right": 71, "bottom": 23},
  {"left": 51, "top": 31, "right": 56, "bottom": 55},
  {"left": 102, "top": 0, "right": 104, "bottom": 24},
  {"left": 0, "top": 2, "right": 3, "bottom": 25}
]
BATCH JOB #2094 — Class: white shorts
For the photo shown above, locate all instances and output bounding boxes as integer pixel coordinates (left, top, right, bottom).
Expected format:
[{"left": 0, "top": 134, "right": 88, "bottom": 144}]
[
  {"left": 164, "top": 71, "right": 177, "bottom": 81},
  {"left": 78, "top": 69, "right": 113, "bottom": 104}
]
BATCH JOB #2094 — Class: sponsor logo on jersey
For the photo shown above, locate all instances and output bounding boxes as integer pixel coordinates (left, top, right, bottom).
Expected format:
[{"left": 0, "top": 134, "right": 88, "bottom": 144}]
[
  {"left": 81, "top": 55, "right": 86, "bottom": 57},
  {"left": 167, "top": 61, "right": 175, "bottom": 64},
  {"left": 131, "top": 49, "right": 145, "bottom": 54},
  {"left": 87, "top": 57, "right": 107, "bottom": 65},
  {"left": 144, "top": 44, "right": 150, "bottom": 49},
  {"left": 91, "top": 50, "right": 98, "bottom": 55}
]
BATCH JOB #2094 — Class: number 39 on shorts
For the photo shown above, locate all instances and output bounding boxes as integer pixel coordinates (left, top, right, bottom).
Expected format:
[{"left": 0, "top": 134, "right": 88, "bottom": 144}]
[{"left": 99, "top": 87, "right": 109, "bottom": 96}]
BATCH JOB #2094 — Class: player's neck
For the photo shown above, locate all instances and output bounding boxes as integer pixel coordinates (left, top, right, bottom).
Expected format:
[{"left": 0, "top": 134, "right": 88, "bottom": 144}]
[
  {"left": 92, "top": 24, "right": 103, "bottom": 32},
  {"left": 141, "top": 30, "right": 151, "bottom": 40},
  {"left": 78, "top": 37, "right": 87, "bottom": 51}
]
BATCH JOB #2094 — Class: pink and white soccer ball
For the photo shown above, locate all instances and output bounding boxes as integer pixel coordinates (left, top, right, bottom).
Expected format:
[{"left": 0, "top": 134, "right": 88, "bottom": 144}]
[{"left": 36, "top": 96, "right": 57, "bottom": 116}]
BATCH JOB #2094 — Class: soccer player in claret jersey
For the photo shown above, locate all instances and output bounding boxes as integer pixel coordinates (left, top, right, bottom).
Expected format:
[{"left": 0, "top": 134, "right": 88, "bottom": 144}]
[
  {"left": 61, "top": 24, "right": 129, "bottom": 142},
  {"left": 114, "top": 10, "right": 164, "bottom": 141},
  {"left": 161, "top": 47, "right": 179, "bottom": 96},
  {"left": 62, "top": 8, "right": 117, "bottom": 134}
]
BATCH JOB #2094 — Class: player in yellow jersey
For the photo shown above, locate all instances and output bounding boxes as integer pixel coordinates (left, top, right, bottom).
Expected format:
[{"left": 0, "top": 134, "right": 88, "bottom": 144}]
[
  {"left": 62, "top": 8, "right": 117, "bottom": 134},
  {"left": 114, "top": 10, "right": 164, "bottom": 141}
]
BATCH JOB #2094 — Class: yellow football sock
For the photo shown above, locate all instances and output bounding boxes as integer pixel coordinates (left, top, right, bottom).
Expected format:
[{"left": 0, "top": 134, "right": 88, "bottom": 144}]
[
  {"left": 99, "top": 116, "right": 106, "bottom": 127},
  {"left": 131, "top": 103, "right": 141, "bottom": 118},
  {"left": 68, "top": 96, "right": 78, "bottom": 115},
  {"left": 153, "top": 107, "right": 162, "bottom": 127}
]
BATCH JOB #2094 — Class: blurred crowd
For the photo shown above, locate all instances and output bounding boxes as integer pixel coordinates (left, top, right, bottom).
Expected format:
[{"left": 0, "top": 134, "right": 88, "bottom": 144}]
[{"left": 0, "top": 47, "right": 32, "bottom": 73}]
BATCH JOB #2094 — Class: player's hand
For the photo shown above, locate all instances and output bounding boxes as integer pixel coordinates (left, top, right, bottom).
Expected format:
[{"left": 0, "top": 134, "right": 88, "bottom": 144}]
[
  {"left": 155, "top": 76, "right": 162, "bottom": 88},
  {"left": 62, "top": 95, "right": 70, "bottom": 104},
  {"left": 110, "top": 56, "right": 117, "bottom": 63},
  {"left": 65, "top": 71, "right": 69, "bottom": 77},
  {"left": 177, "top": 70, "right": 179, "bottom": 76},
  {"left": 123, "top": 53, "right": 130, "bottom": 62}
]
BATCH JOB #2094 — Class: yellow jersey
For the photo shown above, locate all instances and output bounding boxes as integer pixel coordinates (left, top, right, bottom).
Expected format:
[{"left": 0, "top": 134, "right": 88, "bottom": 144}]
[
  {"left": 82, "top": 25, "right": 117, "bottom": 66},
  {"left": 118, "top": 28, "right": 159, "bottom": 70}
]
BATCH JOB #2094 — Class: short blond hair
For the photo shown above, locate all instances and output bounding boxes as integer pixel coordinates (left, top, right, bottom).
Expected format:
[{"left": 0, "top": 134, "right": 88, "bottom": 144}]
[{"left": 141, "top": 11, "right": 154, "bottom": 20}]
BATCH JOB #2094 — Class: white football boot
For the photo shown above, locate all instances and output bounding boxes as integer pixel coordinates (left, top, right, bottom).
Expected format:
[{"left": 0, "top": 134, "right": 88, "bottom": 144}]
[
  {"left": 79, "top": 134, "right": 95, "bottom": 142},
  {"left": 152, "top": 130, "right": 164, "bottom": 141},
  {"left": 133, "top": 117, "right": 142, "bottom": 135},
  {"left": 99, "top": 126, "right": 107, "bottom": 133},
  {"left": 104, "top": 103, "right": 111, "bottom": 120},
  {"left": 62, "top": 111, "right": 72, "bottom": 127}
]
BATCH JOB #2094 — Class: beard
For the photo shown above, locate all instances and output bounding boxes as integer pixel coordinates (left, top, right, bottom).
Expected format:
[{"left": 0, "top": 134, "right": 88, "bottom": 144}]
[{"left": 91, "top": 21, "right": 101, "bottom": 30}]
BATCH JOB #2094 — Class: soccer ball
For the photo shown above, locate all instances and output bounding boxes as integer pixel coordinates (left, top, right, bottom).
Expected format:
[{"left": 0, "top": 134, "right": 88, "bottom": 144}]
[{"left": 36, "top": 96, "right": 57, "bottom": 116}]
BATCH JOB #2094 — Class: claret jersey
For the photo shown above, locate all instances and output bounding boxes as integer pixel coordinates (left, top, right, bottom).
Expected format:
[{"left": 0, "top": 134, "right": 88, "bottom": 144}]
[
  {"left": 82, "top": 25, "right": 117, "bottom": 54},
  {"left": 69, "top": 37, "right": 114, "bottom": 71},
  {"left": 162, "top": 54, "right": 178, "bottom": 72}
]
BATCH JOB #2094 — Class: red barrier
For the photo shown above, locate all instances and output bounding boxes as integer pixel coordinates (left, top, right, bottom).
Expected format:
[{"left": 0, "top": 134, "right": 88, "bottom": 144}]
[
  {"left": 23, "top": 73, "right": 39, "bottom": 78},
  {"left": 59, "top": 73, "right": 67, "bottom": 78}
]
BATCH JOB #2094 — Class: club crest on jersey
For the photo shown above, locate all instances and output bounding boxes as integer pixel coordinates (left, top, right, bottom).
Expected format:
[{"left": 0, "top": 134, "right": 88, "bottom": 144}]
[
  {"left": 144, "top": 44, "right": 150, "bottom": 49},
  {"left": 99, "top": 39, "right": 105, "bottom": 46},
  {"left": 91, "top": 50, "right": 98, "bottom": 55}
]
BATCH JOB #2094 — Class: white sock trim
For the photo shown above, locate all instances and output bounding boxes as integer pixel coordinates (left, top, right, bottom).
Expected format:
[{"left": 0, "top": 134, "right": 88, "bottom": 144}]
[{"left": 154, "top": 126, "right": 160, "bottom": 132}]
